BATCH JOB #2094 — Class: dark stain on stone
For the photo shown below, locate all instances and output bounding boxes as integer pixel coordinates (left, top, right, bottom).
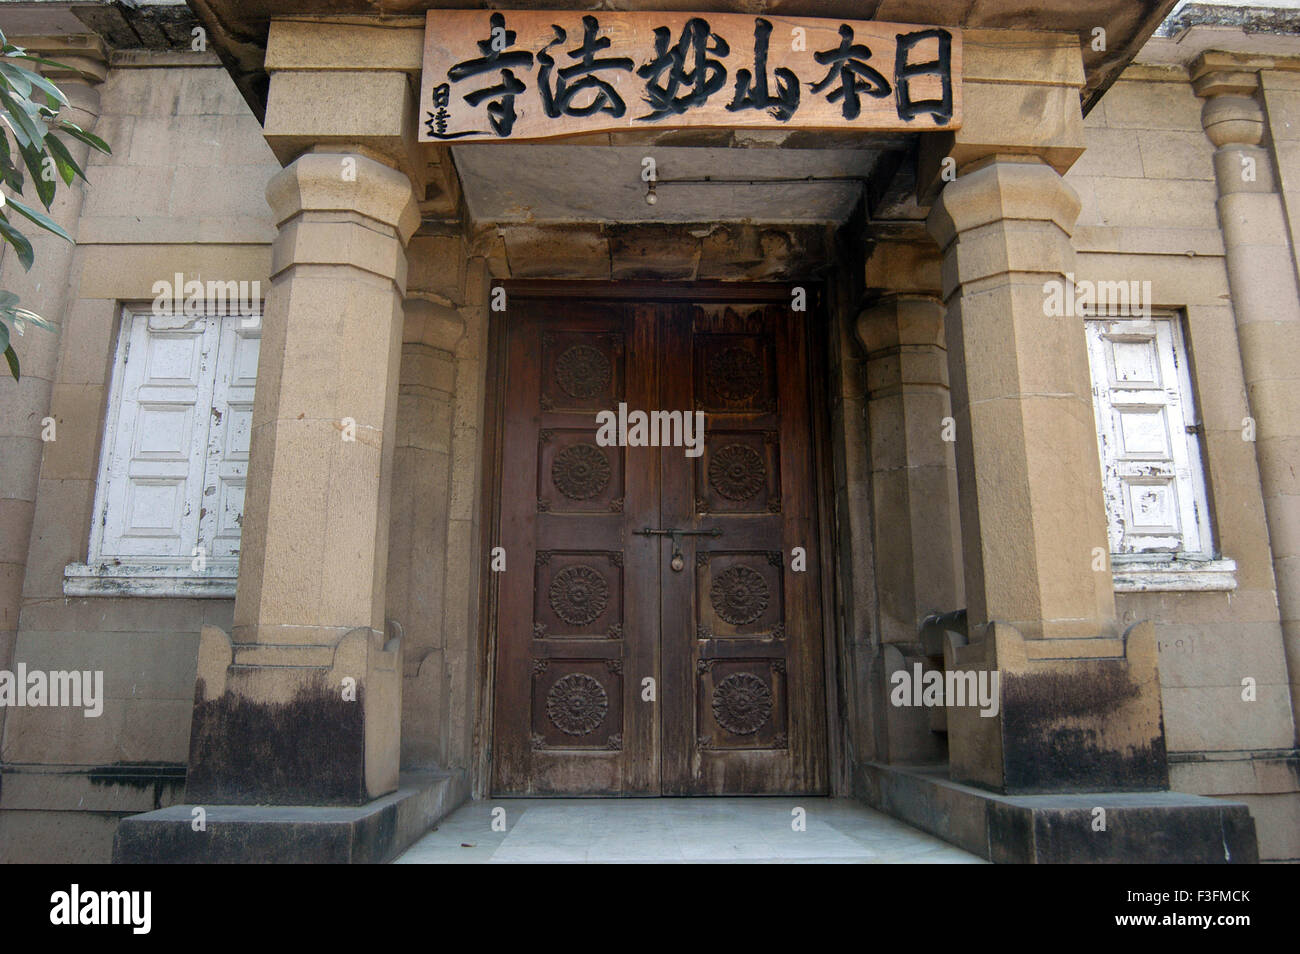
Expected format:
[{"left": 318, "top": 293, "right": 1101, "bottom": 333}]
[
  {"left": 1281, "top": 751, "right": 1300, "bottom": 788},
  {"left": 1000, "top": 665, "right": 1168, "bottom": 794},
  {"left": 989, "top": 801, "right": 1259, "bottom": 864},
  {"left": 87, "top": 761, "right": 186, "bottom": 810},
  {"left": 186, "top": 677, "right": 367, "bottom": 806},
  {"left": 1006, "top": 666, "right": 1142, "bottom": 719}
]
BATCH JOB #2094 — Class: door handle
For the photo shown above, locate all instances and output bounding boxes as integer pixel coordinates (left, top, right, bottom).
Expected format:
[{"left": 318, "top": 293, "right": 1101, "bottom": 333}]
[{"left": 633, "top": 527, "right": 722, "bottom": 572}]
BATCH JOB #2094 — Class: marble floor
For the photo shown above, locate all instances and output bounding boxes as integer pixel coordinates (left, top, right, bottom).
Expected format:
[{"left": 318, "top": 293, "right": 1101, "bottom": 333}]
[{"left": 393, "top": 797, "right": 985, "bottom": 864}]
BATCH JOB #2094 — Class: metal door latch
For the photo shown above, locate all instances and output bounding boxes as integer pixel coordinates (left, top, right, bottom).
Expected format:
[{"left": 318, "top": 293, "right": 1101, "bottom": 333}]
[{"left": 633, "top": 527, "right": 723, "bottom": 571}]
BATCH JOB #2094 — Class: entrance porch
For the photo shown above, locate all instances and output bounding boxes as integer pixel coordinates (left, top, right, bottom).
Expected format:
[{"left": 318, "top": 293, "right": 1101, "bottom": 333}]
[
  {"left": 111, "top": 1, "right": 1262, "bottom": 864},
  {"left": 393, "top": 797, "right": 984, "bottom": 864}
]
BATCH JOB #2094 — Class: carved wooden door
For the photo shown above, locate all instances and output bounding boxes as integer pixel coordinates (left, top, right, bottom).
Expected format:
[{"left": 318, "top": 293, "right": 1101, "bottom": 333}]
[{"left": 491, "top": 291, "right": 826, "bottom": 796}]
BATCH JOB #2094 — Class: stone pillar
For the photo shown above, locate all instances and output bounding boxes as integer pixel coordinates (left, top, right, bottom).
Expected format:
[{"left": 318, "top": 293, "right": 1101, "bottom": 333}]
[
  {"left": 929, "top": 159, "right": 1115, "bottom": 641},
  {"left": 389, "top": 298, "right": 464, "bottom": 769},
  {"left": 186, "top": 152, "right": 420, "bottom": 806},
  {"left": 856, "top": 294, "right": 962, "bottom": 761},
  {"left": 1196, "top": 64, "right": 1300, "bottom": 741},
  {"left": 857, "top": 295, "right": 963, "bottom": 642},
  {"left": 0, "top": 36, "right": 106, "bottom": 742},
  {"left": 926, "top": 157, "right": 1166, "bottom": 793}
]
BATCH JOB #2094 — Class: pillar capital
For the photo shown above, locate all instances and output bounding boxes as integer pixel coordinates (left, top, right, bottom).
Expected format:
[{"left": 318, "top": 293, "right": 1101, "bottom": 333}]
[
  {"left": 926, "top": 158, "right": 1081, "bottom": 254},
  {"left": 855, "top": 295, "right": 945, "bottom": 356},
  {"left": 8, "top": 34, "right": 106, "bottom": 121},
  {"left": 927, "top": 159, "right": 1082, "bottom": 305},
  {"left": 915, "top": 30, "right": 1087, "bottom": 201},
  {"left": 402, "top": 297, "right": 465, "bottom": 353},
  {"left": 1191, "top": 51, "right": 1266, "bottom": 100},
  {"left": 1201, "top": 94, "right": 1265, "bottom": 148},
  {"left": 267, "top": 151, "right": 421, "bottom": 244}
]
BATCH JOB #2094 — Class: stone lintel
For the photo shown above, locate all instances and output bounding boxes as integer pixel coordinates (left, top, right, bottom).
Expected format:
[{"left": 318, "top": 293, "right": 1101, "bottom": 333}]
[
  {"left": 1191, "top": 49, "right": 1300, "bottom": 96},
  {"left": 262, "top": 69, "right": 427, "bottom": 194},
  {"left": 265, "top": 19, "right": 424, "bottom": 73},
  {"left": 915, "top": 31, "right": 1088, "bottom": 202}
]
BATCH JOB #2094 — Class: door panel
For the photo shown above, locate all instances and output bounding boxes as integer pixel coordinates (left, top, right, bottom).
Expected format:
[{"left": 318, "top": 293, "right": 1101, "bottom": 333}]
[
  {"left": 660, "top": 302, "right": 826, "bottom": 794},
  {"left": 493, "top": 300, "right": 659, "bottom": 795},
  {"left": 491, "top": 291, "right": 825, "bottom": 796}
]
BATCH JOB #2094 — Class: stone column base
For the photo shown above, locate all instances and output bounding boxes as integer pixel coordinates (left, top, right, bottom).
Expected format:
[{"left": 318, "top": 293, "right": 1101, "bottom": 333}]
[
  {"left": 943, "top": 620, "right": 1169, "bottom": 794},
  {"left": 855, "top": 763, "right": 1258, "bottom": 863},
  {"left": 112, "top": 770, "right": 468, "bottom": 864},
  {"left": 185, "top": 625, "right": 401, "bottom": 806}
]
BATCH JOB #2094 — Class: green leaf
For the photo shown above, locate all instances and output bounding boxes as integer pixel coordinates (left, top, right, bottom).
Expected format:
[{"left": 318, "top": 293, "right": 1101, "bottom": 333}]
[
  {"left": 15, "top": 311, "right": 53, "bottom": 331},
  {"left": 5, "top": 193, "right": 71, "bottom": 242},
  {"left": 0, "top": 88, "right": 40, "bottom": 149},
  {"left": 12, "top": 92, "right": 51, "bottom": 143},
  {"left": 3, "top": 344, "right": 18, "bottom": 381},
  {"left": 0, "top": 216, "right": 35, "bottom": 268},
  {"left": 0, "top": 318, "right": 9, "bottom": 354},
  {"left": 0, "top": 62, "right": 67, "bottom": 109},
  {"left": 16, "top": 140, "right": 56, "bottom": 208},
  {"left": 55, "top": 120, "right": 110, "bottom": 155},
  {"left": 0, "top": 131, "right": 18, "bottom": 191},
  {"left": 18, "top": 68, "right": 69, "bottom": 108},
  {"left": 43, "top": 133, "right": 81, "bottom": 185},
  {"left": 0, "top": 62, "right": 33, "bottom": 99}
]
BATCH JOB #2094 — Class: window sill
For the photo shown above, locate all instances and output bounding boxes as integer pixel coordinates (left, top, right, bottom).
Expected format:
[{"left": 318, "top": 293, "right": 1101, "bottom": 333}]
[
  {"left": 63, "top": 563, "right": 237, "bottom": 599},
  {"left": 1112, "top": 558, "right": 1237, "bottom": 593}
]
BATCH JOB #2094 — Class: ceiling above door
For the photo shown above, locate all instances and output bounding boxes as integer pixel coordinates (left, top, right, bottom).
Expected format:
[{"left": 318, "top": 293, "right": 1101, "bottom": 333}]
[{"left": 452, "top": 143, "right": 889, "bottom": 226}]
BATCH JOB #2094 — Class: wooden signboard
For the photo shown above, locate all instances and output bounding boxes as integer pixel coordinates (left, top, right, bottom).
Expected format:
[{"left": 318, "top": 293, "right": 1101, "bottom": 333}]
[{"left": 418, "top": 10, "right": 961, "bottom": 142}]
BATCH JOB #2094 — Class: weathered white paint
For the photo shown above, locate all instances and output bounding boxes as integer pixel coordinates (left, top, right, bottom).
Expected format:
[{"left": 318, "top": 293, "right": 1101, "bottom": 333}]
[
  {"left": 63, "top": 563, "right": 237, "bottom": 598},
  {"left": 67, "top": 306, "right": 258, "bottom": 598},
  {"left": 1086, "top": 313, "right": 1215, "bottom": 559},
  {"left": 1112, "top": 558, "right": 1238, "bottom": 592},
  {"left": 201, "top": 317, "right": 258, "bottom": 563}
]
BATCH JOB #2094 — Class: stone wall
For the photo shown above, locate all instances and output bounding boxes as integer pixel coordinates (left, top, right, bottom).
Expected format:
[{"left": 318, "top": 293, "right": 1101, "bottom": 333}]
[
  {"left": 1065, "top": 64, "right": 1300, "bottom": 859},
  {"left": 0, "top": 53, "right": 278, "bottom": 863}
]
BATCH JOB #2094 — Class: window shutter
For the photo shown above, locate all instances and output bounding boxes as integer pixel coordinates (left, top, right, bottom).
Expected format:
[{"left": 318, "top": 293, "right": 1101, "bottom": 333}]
[
  {"left": 199, "top": 317, "right": 260, "bottom": 568},
  {"left": 1085, "top": 315, "right": 1213, "bottom": 558},
  {"left": 100, "top": 312, "right": 220, "bottom": 561}
]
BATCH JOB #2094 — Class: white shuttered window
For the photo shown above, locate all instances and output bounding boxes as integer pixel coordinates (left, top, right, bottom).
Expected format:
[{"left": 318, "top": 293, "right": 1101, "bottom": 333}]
[
  {"left": 65, "top": 306, "right": 260, "bottom": 597},
  {"left": 1085, "top": 313, "right": 1235, "bottom": 591}
]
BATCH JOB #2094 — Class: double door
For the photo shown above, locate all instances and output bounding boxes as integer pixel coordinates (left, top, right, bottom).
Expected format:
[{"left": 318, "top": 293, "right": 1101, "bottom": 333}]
[{"left": 491, "top": 291, "right": 826, "bottom": 795}]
